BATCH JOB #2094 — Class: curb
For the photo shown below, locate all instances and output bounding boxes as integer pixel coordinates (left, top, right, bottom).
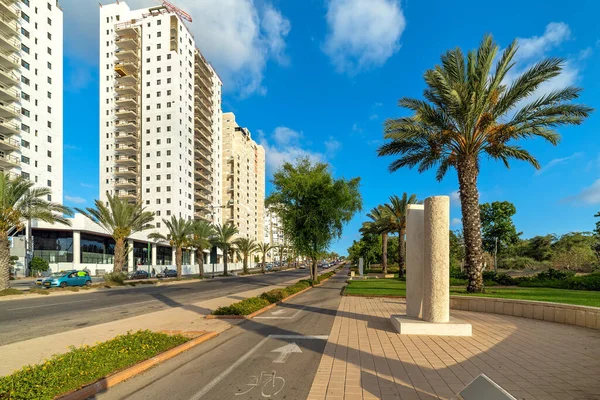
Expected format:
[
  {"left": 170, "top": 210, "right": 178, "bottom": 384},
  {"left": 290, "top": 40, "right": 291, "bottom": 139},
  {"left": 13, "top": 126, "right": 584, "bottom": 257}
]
[
  {"left": 56, "top": 331, "right": 219, "bottom": 400},
  {"left": 206, "top": 270, "right": 341, "bottom": 320}
]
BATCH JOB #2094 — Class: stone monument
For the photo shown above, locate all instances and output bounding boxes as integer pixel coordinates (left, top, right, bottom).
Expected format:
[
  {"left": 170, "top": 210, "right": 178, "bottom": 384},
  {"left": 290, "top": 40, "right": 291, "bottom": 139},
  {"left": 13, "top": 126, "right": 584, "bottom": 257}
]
[
  {"left": 358, "top": 257, "right": 364, "bottom": 276},
  {"left": 391, "top": 195, "right": 472, "bottom": 336}
]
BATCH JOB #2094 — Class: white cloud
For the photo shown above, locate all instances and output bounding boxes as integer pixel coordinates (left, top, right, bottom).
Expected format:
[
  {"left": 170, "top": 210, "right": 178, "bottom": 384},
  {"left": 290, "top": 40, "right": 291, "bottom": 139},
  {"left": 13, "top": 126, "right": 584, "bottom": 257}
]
[
  {"left": 569, "top": 180, "right": 600, "bottom": 204},
  {"left": 449, "top": 190, "right": 461, "bottom": 206},
  {"left": 65, "top": 195, "right": 86, "bottom": 204},
  {"left": 272, "top": 126, "right": 302, "bottom": 146},
  {"left": 323, "top": 0, "right": 405, "bottom": 74},
  {"left": 64, "top": 144, "right": 80, "bottom": 150},
  {"left": 535, "top": 152, "right": 583, "bottom": 176},
  {"left": 516, "top": 22, "right": 571, "bottom": 61},
  {"left": 324, "top": 137, "right": 341, "bottom": 156},
  {"left": 62, "top": 0, "right": 290, "bottom": 96},
  {"left": 80, "top": 182, "right": 95, "bottom": 188},
  {"left": 578, "top": 47, "right": 593, "bottom": 60},
  {"left": 451, "top": 217, "right": 462, "bottom": 227}
]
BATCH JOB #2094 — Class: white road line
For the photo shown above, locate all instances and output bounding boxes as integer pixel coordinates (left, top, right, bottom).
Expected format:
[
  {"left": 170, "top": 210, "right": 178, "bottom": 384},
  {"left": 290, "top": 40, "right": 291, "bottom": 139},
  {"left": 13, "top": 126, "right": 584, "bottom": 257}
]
[
  {"left": 189, "top": 334, "right": 329, "bottom": 399},
  {"left": 254, "top": 308, "right": 304, "bottom": 320},
  {"left": 7, "top": 299, "right": 95, "bottom": 311}
]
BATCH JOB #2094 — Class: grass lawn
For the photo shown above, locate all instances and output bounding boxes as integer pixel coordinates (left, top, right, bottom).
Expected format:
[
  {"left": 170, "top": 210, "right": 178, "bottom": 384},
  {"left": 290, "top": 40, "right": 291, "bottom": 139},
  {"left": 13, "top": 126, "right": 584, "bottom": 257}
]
[{"left": 344, "top": 279, "right": 600, "bottom": 307}]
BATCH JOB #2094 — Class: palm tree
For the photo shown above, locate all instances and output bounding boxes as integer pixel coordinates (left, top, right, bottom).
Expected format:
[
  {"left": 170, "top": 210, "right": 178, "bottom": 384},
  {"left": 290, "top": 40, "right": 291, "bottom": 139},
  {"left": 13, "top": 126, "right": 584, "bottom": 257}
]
[
  {"left": 276, "top": 244, "right": 286, "bottom": 267},
  {"left": 256, "top": 242, "right": 273, "bottom": 273},
  {"left": 189, "top": 220, "right": 214, "bottom": 277},
  {"left": 234, "top": 237, "right": 257, "bottom": 274},
  {"left": 378, "top": 35, "right": 592, "bottom": 292},
  {"left": 212, "top": 223, "right": 238, "bottom": 276},
  {"left": 0, "top": 174, "right": 73, "bottom": 290},
  {"left": 381, "top": 194, "right": 419, "bottom": 278},
  {"left": 76, "top": 193, "right": 154, "bottom": 273},
  {"left": 148, "top": 216, "right": 193, "bottom": 278},
  {"left": 360, "top": 205, "right": 393, "bottom": 274}
]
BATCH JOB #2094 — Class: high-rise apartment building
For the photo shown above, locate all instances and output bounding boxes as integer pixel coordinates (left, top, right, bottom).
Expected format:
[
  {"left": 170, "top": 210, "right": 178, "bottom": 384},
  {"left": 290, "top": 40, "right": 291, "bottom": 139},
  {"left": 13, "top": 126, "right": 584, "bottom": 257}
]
[
  {"left": 221, "top": 112, "right": 265, "bottom": 243},
  {"left": 0, "top": 0, "right": 63, "bottom": 203},
  {"left": 99, "top": 2, "right": 223, "bottom": 232},
  {"left": 264, "top": 206, "right": 285, "bottom": 246}
]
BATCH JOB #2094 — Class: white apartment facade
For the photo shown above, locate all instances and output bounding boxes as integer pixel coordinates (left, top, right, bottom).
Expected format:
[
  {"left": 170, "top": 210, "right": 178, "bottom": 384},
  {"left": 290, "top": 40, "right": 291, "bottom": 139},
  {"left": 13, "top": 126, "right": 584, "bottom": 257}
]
[
  {"left": 0, "top": 0, "right": 63, "bottom": 203},
  {"left": 99, "top": 2, "right": 222, "bottom": 234},
  {"left": 264, "top": 206, "right": 285, "bottom": 246}
]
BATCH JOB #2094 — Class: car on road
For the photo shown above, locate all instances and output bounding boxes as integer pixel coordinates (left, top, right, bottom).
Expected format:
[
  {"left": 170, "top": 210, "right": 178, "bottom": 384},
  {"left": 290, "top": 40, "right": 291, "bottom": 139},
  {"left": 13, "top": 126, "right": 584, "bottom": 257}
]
[
  {"left": 156, "top": 269, "right": 178, "bottom": 278},
  {"left": 41, "top": 270, "right": 92, "bottom": 288},
  {"left": 128, "top": 270, "right": 150, "bottom": 280}
]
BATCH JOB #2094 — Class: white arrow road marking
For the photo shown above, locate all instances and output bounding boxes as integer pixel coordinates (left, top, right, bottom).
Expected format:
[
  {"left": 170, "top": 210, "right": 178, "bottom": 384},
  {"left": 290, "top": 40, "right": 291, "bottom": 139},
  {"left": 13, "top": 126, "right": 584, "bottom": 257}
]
[
  {"left": 272, "top": 309, "right": 286, "bottom": 315},
  {"left": 254, "top": 307, "right": 305, "bottom": 320},
  {"left": 271, "top": 342, "right": 302, "bottom": 364}
]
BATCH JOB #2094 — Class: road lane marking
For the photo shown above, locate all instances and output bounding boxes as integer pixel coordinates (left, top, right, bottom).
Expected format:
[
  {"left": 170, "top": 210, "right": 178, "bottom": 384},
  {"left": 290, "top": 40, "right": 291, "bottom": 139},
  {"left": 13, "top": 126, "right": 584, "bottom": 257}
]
[
  {"left": 7, "top": 299, "right": 95, "bottom": 311},
  {"left": 189, "top": 334, "right": 329, "bottom": 399},
  {"left": 254, "top": 308, "right": 304, "bottom": 320},
  {"left": 271, "top": 343, "right": 302, "bottom": 363}
]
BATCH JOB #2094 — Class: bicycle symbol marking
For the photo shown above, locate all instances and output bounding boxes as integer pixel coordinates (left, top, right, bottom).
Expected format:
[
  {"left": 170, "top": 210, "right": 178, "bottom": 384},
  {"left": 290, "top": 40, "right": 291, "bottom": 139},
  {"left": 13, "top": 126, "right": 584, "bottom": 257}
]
[{"left": 235, "top": 370, "right": 286, "bottom": 398}]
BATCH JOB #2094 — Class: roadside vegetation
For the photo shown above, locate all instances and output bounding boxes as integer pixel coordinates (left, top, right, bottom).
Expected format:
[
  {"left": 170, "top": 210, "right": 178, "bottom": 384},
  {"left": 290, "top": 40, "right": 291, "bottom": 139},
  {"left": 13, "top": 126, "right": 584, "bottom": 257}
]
[{"left": 0, "top": 330, "right": 188, "bottom": 400}]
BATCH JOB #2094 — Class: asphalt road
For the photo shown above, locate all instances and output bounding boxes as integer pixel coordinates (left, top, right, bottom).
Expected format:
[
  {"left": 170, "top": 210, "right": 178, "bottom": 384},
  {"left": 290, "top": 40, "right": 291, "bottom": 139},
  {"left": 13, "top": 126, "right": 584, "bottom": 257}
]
[
  {"left": 0, "top": 269, "right": 316, "bottom": 346},
  {"left": 97, "top": 266, "right": 347, "bottom": 400}
]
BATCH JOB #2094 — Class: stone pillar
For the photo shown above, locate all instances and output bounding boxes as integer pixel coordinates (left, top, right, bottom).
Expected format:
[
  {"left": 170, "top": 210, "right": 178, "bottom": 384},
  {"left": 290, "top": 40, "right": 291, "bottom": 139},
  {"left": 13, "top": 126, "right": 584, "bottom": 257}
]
[
  {"left": 172, "top": 248, "right": 176, "bottom": 266},
  {"left": 72, "top": 231, "right": 81, "bottom": 266},
  {"left": 405, "top": 204, "right": 425, "bottom": 318},
  {"left": 423, "top": 196, "right": 450, "bottom": 323},
  {"left": 151, "top": 243, "right": 157, "bottom": 267},
  {"left": 190, "top": 250, "right": 195, "bottom": 266},
  {"left": 128, "top": 239, "right": 134, "bottom": 271}
]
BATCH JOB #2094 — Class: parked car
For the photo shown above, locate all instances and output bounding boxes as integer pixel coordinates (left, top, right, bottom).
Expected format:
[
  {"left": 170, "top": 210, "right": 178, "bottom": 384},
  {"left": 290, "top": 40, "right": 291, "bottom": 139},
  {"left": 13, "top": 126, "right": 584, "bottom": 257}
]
[
  {"left": 128, "top": 270, "right": 149, "bottom": 280},
  {"left": 157, "top": 269, "right": 178, "bottom": 278},
  {"left": 42, "top": 270, "right": 92, "bottom": 288}
]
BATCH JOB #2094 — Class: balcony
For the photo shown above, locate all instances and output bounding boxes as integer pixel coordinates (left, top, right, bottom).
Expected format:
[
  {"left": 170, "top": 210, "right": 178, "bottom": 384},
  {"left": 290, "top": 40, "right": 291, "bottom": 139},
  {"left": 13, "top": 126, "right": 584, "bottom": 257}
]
[
  {"left": 116, "top": 73, "right": 138, "bottom": 86},
  {"left": 115, "top": 96, "right": 137, "bottom": 109},
  {"left": 0, "top": 83, "right": 17, "bottom": 102},
  {"left": 0, "top": 48, "right": 16, "bottom": 70},
  {"left": 0, "top": 65, "right": 17, "bottom": 86},
  {"left": 115, "top": 49, "right": 138, "bottom": 61},
  {"left": 115, "top": 85, "right": 138, "bottom": 96},
  {"left": 115, "top": 156, "right": 138, "bottom": 166},
  {"left": 115, "top": 108, "right": 137, "bottom": 120},
  {"left": 0, "top": 102, "right": 18, "bottom": 118},
  {"left": 0, "top": 134, "right": 17, "bottom": 151},
  {"left": 0, "top": 117, "right": 17, "bottom": 135},
  {"left": 194, "top": 190, "right": 210, "bottom": 203},
  {"left": 195, "top": 115, "right": 212, "bottom": 134},
  {"left": 194, "top": 212, "right": 211, "bottom": 223},
  {"left": 114, "top": 132, "right": 137, "bottom": 143},
  {"left": 195, "top": 137, "right": 211, "bottom": 154},
  {"left": 0, "top": 2, "right": 19, "bottom": 21},
  {"left": 0, "top": 12, "right": 17, "bottom": 38},
  {"left": 115, "top": 179, "right": 137, "bottom": 189},
  {"left": 0, "top": 151, "right": 19, "bottom": 167},
  {"left": 114, "top": 167, "right": 137, "bottom": 178},
  {"left": 0, "top": 30, "right": 18, "bottom": 52},
  {"left": 115, "top": 60, "right": 138, "bottom": 76},
  {"left": 115, "top": 144, "right": 138, "bottom": 155},
  {"left": 227, "top": 186, "right": 234, "bottom": 193},
  {"left": 117, "top": 191, "right": 137, "bottom": 202},
  {"left": 115, "top": 119, "right": 138, "bottom": 132}
]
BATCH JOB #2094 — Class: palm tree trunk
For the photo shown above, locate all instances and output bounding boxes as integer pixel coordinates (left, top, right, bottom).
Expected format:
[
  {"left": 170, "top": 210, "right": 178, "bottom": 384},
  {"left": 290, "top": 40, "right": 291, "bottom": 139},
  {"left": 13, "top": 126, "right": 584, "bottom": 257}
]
[
  {"left": 223, "top": 249, "right": 228, "bottom": 276},
  {"left": 458, "top": 157, "right": 484, "bottom": 293},
  {"left": 0, "top": 232, "right": 11, "bottom": 290},
  {"left": 398, "top": 229, "right": 406, "bottom": 279},
  {"left": 196, "top": 249, "right": 204, "bottom": 276},
  {"left": 381, "top": 233, "right": 388, "bottom": 274},
  {"left": 243, "top": 254, "right": 248, "bottom": 274},
  {"left": 261, "top": 254, "right": 266, "bottom": 273},
  {"left": 114, "top": 237, "right": 126, "bottom": 273},
  {"left": 176, "top": 247, "right": 182, "bottom": 277},
  {"left": 311, "top": 258, "right": 318, "bottom": 284}
]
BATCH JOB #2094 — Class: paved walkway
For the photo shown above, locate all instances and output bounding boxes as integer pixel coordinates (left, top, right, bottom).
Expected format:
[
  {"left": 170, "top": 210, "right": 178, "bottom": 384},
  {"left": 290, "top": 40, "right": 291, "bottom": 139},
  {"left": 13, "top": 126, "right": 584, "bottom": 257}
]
[{"left": 308, "top": 296, "right": 600, "bottom": 400}]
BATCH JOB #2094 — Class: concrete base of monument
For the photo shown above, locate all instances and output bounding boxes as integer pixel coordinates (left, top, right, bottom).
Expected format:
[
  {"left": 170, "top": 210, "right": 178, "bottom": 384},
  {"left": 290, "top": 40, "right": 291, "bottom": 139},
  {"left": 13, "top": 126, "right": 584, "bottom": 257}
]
[{"left": 390, "top": 315, "right": 472, "bottom": 336}]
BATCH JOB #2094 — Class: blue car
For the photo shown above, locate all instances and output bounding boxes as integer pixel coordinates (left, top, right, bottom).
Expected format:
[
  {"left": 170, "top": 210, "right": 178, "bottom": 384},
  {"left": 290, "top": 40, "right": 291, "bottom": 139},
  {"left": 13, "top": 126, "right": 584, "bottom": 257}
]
[{"left": 42, "top": 270, "right": 92, "bottom": 288}]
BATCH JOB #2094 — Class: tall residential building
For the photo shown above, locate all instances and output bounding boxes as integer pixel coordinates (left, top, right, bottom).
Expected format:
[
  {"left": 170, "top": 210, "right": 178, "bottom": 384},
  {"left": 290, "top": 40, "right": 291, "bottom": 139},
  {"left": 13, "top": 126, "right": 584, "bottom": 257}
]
[
  {"left": 99, "top": 2, "right": 223, "bottom": 232},
  {"left": 221, "top": 112, "right": 265, "bottom": 243},
  {"left": 0, "top": 0, "right": 63, "bottom": 203},
  {"left": 264, "top": 206, "right": 285, "bottom": 246}
]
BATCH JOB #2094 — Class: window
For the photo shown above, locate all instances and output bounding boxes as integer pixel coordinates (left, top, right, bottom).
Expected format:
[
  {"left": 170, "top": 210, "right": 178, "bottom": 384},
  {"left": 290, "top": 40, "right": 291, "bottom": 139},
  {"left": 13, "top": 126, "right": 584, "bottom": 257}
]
[
  {"left": 47, "top": 106, "right": 51, "bottom": 114},
  {"left": 21, "top": 123, "right": 30, "bottom": 133},
  {"left": 167, "top": 54, "right": 171, "bottom": 60},
  {"left": 21, "top": 91, "right": 30, "bottom": 101},
  {"left": 23, "top": 0, "right": 30, "bottom": 6},
  {"left": 47, "top": 150, "right": 51, "bottom": 157},
  {"left": 22, "top": 12, "right": 29, "bottom": 22},
  {"left": 157, "top": 32, "right": 161, "bottom": 38},
  {"left": 47, "top": 165, "right": 51, "bottom": 172},
  {"left": 47, "top": 121, "right": 51, "bottom": 128},
  {"left": 157, "top": 20, "right": 162, "bottom": 25},
  {"left": 47, "top": 17, "right": 51, "bottom": 25},
  {"left": 47, "top": 91, "right": 51, "bottom": 99},
  {"left": 21, "top": 60, "right": 30, "bottom": 70},
  {"left": 157, "top": 56, "right": 161, "bottom": 61},
  {"left": 157, "top": 43, "right": 161, "bottom": 50},
  {"left": 47, "top": 47, "right": 51, "bottom": 55},
  {"left": 21, "top": 139, "right": 30, "bottom": 148},
  {"left": 47, "top": 32, "right": 51, "bottom": 40},
  {"left": 47, "top": 2, "right": 51, "bottom": 10},
  {"left": 21, "top": 155, "right": 30, "bottom": 164},
  {"left": 21, "top": 27, "right": 29, "bottom": 38},
  {"left": 47, "top": 180, "right": 51, "bottom": 187},
  {"left": 21, "top": 108, "right": 30, "bottom": 117},
  {"left": 47, "top": 62, "right": 51, "bottom": 69},
  {"left": 21, "top": 44, "right": 30, "bottom": 54},
  {"left": 47, "top": 77, "right": 51, "bottom": 84},
  {"left": 21, "top": 76, "right": 30, "bottom": 85}
]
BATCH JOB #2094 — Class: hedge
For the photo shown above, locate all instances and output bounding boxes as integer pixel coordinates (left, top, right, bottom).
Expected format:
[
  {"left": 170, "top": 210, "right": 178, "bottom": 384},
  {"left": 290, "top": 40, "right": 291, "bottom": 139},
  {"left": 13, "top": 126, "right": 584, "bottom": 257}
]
[{"left": 0, "top": 330, "right": 188, "bottom": 400}]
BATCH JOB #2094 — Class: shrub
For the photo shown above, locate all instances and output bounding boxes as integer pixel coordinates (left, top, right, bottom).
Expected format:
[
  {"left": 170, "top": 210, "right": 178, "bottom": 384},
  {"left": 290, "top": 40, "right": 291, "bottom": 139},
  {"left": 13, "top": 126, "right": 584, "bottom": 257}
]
[
  {"left": 450, "top": 266, "right": 467, "bottom": 279},
  {"left": 213, "top": 297, "right": 271, "bottom": 315},
  {"left": 260, "top": 289, "right": 288, "bottom": 303},
  {"left": 29, "top": 257, "right": 49, "bottom": 275},
  {"left": 450, "top": 277, "right": 468, "bottom": 286},
  {"left": 0, "top": 330, "right": 187, "bottom": 400},
  {"left": 104, "top": 272, "right": 127, "bottom": 285},
  {"left": 0, "top": 288, "right": 22, "bottom": 297},
  {"left": 537, "top": 268, "right": 575, "bottom": 280},
  {"left": 493, "top": 273, "right": 516, "bottom": 286}
]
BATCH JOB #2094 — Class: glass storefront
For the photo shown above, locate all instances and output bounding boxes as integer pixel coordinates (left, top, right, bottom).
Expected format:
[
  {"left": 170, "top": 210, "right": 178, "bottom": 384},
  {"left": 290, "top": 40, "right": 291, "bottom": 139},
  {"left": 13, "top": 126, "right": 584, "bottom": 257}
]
[
  {"left": 157, "top": 246, "right": 172, "bottom": 265},
  {"left": 80, "top": 233, "right": 116, "bottom": 264},
  {"left": 32, "top": 230, "right": 73, "bottom": 263},
  {"left": 182, "top": 249, "right": 191, "bottom": 265},
  {"left": 133, "top": 241, "right": 150, "bottom": 269}
]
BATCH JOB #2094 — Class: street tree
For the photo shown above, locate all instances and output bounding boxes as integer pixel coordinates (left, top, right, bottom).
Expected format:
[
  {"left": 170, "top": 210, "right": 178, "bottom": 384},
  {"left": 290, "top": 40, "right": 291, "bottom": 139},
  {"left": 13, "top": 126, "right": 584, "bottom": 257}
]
[
  {"left": 383, "top": 193, "right": 419, "bottom": 278},
  {"left": 480, "top": 201, "right": 521, "bottom": 269},
  {"left": 377, "top": 34, "right": 592, "bottom": 292},
  {"left": 234, "top": 237, "right": 257, "bottom": 274},
  {"left": 211, "top": 223, "right": 238, "bottom": 276},
  {"left": 360, "top": 205, "right": 393, "bottom": 273},
  {"left": 148, "top": 216, "right": 193, "bottom": 278},
  {"left": 0, "top": 173, "right": 73, "bottom": 289},
  {"left": 189, "top": 220, "right": 215, "bottom": 277},
  {"left": 256, "top": 242, "right": 273, "bottom": 273},
  {"left": 77, "top": 193, "right": 154, "bottom": 274},
  {"left": 267, "top": 158, "right": 362, "bottom": 282}
]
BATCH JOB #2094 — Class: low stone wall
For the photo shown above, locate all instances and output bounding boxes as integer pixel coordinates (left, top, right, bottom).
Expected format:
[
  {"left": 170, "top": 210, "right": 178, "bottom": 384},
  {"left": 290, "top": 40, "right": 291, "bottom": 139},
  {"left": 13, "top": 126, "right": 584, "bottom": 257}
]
[{"left": 450, "top": 296, "right": 600, "bottom": 330}]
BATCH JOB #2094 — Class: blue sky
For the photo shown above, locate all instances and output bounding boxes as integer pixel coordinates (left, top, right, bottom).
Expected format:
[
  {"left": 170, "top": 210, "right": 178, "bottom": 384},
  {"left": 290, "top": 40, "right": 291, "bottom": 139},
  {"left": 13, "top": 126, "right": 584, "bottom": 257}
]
[{"left": 61, "top": 0, "right": 600, "bottom": 254}]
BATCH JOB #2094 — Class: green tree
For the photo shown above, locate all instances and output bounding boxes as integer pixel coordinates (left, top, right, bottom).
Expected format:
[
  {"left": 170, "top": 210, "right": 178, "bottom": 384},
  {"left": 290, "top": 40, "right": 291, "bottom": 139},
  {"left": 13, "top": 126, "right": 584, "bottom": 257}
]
[
  {"left": 256, "top": 242, "right": 273, "bottom": 273},
  {"left": 523, "top": 235, "right": 555, "bottom": 261},
  {"left": 189, "top": 220, "right": 215, "bottom": 277},
  {"left": 449, "top": 230, "right": 465, "bottom": 269},
  {"left": 29, "top": 256, "right": 49, "bottom": 276},
  {"left": 551, "top": 232, "right": 597, "bottom": 271},
  {"left": 480, "top": 201, "right": 521, "bottom": 268},
  {"left": 377, "top": 35, "right": 592, "bottom": 292},
  {"left": 594, "top": 212, "right": 600, "bottom": 261},
  {"left": 360, "top": 205, "right": 393, "bottom": 273},
  {"left": 383, "top": 193, "right": 419, "bottom": 278},
  {"left": 0, "top": 174, "right": 73, "bottom": 290},
  {"left": 267, "top": 158, "right": 362, "bottom": 282},
  {"left": 148, "top": 217, "right": 193, "bottom": 278},
  {"left": 77, "top": 194, "right": 154, "bottom": 273},
  {"left": 211, "top": 223, "right": 238, "bottom": 276},
  {"left": 234, "top": 237, "right": 257, "bottom": 274}
]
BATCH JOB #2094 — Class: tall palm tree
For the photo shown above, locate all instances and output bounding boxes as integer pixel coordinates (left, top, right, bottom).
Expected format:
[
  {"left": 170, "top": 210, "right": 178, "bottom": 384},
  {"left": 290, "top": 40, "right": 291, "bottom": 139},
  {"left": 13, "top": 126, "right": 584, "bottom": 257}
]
[
  {"left": 256, "top": 242, "right": 273, "bottom": 273},
  {"left": 381, "top": 194, "right": 419, "bottom": 278},
  {"left": 212, "top": 223, "right": 238, "bottom": 276},
  {"left": 276, "top": 244, "right": 286, "bottom": 267},
  {"left": 189, "top": 220, "right": 214, "bottom": 277},
  {"left": 378, "top": 35, "right": 592, "bottom": 292},
  {"left": 0, "top": 174, "right": 73, "bottom": 290},
  {"left": 148, "top": 216, "right": 193, "bottom": 278},
  {"left": 234, "top": 237, "right": 257, "bottom": 274},
  {"left": 76, "top": 193, "right": 154, "bottom": 273},
  {"left": 360, "top": 205, "right": 393, "bottom": 274}
]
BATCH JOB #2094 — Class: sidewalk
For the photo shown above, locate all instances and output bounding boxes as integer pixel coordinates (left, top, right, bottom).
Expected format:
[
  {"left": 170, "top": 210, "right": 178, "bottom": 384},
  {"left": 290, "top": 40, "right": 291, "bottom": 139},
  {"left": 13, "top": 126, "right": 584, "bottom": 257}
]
[
  {"left": 308, "top": 296, "right": 600, "bottom": 400},
  {"left": 0, "top": 269, "right": 331, "bottom": 376}
]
